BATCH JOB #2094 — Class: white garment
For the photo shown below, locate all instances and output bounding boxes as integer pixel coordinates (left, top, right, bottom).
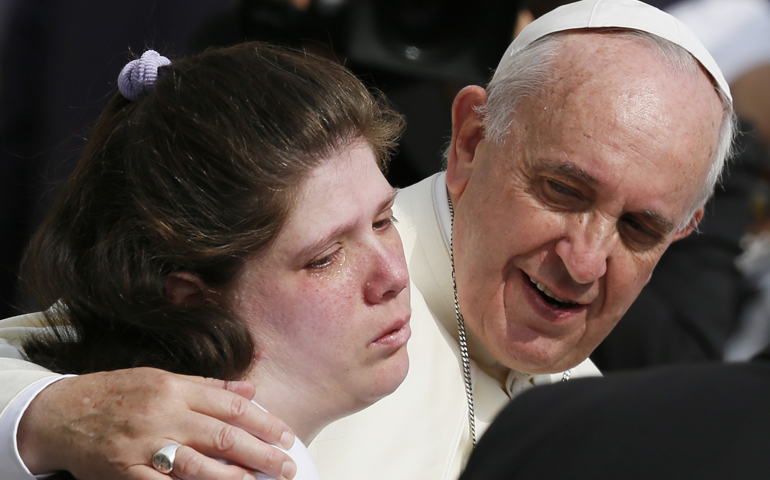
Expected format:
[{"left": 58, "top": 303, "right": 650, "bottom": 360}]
[
  {"left": 0, "top": 314, "right": 64, "bottom": 480},
  {"left": 251, "top": 402, "right": 320, "bottom": 480},
  {"left": 0, "top": 374, "right": 71, "bottom": 480}
]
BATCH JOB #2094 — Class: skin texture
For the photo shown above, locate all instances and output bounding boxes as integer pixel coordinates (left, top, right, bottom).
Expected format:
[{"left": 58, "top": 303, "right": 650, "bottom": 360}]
[
  {"left": 446, "top": 33, "right": 724, "bottom": 375},
  {"left": 229, "top": 141, "right": 411, "bottom": 443}
]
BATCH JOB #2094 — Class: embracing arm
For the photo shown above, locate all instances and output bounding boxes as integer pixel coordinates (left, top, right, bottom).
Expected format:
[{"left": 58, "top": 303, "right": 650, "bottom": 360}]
[{"left": 0, "top": 316, "right": 298, "bottom": 480}]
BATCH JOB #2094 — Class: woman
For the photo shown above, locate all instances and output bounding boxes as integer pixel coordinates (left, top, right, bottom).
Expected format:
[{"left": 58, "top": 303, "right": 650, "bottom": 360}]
[{"left": 18, "top": 42, "right": 409, "bottom": 480}]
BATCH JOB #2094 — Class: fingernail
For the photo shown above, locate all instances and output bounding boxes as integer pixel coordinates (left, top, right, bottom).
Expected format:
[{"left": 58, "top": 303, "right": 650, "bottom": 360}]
[
  {"left": 244, "top": 474, "right": 256, "bottom": 480},
  {"left": 279, "top": 431, "right": 295, "bottom": 450},
  {"left": 281, "top": 460, "right": 297, "bottom": 480}
]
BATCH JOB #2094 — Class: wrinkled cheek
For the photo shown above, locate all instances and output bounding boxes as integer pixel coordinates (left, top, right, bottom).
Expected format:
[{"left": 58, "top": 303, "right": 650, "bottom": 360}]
[
  {"left": 500, "top": 272, "right": 522, "bottom": 324},
  {"left": 458, "top": 248, "right": 515, "bottom": 329}
]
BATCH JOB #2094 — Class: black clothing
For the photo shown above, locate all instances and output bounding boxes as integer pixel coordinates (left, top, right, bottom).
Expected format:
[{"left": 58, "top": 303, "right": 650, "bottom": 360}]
[{"left": 461, "top": 358, "right": 770, "bottom": 480}]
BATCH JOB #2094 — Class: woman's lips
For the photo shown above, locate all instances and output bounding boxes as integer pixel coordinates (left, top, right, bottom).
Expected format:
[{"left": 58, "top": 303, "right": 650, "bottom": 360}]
[{"left": 371, "top": 314, "right": 412, "bottom": 349}]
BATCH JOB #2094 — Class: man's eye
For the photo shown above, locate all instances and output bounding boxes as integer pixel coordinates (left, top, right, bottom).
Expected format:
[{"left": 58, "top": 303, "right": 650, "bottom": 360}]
[
  {"left": 619, "top": 216, "right": 661, "bottom": 250},
  {"left": 540, "top": 179, "right": 587, "bottom": 209},
  {"left": 547, "top": 180, "right": 577, "bottom": 197}
]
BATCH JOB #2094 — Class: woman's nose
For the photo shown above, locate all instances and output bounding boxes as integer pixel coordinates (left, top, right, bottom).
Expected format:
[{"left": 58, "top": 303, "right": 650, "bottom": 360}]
[{"left": 364, "top": 239, "right": 409, "bottom": 304}]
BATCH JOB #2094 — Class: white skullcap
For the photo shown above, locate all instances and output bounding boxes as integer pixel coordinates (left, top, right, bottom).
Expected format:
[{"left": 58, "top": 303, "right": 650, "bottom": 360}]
[
  {"left": 667, "top": 0, "right": 770, "bottom": 85},
  {"left": 494, "top": 0, "right": 731, "bottom": 102}
]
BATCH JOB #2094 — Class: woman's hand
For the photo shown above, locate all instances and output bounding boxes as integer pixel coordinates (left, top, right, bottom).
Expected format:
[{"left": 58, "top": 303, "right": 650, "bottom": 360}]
[{"left": 17, "top": 368, "right": 297, "bottom": 480}]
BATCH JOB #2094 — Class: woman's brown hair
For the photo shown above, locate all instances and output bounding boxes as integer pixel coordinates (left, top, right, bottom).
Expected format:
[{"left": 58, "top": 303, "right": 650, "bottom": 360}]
[{"left": 20, "top": 42, "right": 403, "bottom": 380}]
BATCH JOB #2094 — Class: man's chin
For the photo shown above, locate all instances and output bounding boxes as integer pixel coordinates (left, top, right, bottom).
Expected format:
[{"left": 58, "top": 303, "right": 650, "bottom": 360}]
[{"left": 498, "top": 339, "right": 584, "bottom": 375}]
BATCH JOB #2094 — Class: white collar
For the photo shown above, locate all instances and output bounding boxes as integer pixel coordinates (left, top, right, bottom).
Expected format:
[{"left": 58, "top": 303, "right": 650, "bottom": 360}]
[{"left": 433, "top": 171, "right": 453, "bottom": 247}]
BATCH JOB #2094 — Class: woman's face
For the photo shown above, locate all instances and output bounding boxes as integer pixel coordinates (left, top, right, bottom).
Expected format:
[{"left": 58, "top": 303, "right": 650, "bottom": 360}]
[{"left": 229, "top": 141, "right": 411, "bottom": 425}]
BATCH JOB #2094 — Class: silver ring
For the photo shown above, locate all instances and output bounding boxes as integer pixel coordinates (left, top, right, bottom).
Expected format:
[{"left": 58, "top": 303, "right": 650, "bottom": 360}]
[{"left": 152, "top": 443, "right": 182, "bottom": 474}]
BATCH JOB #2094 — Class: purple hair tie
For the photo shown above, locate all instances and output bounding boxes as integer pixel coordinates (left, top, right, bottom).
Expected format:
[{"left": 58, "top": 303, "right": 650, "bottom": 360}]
[{"left": 118, "top": 50, "right": 171, "bottom": 101}]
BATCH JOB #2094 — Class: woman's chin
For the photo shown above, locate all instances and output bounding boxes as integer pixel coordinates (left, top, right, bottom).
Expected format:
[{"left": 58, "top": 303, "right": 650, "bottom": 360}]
[{"left": 368, "top": 346, "right": 411, "bottom": 404}]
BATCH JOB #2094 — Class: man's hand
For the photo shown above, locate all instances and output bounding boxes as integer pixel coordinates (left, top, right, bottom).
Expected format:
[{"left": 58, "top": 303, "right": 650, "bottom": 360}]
[{"left": 17, "top": 368, "right": 297, "bottom": 480}]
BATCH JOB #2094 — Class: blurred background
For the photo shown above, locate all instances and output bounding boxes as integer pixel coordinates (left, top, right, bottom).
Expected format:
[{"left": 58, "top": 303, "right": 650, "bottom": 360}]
[{"left": 1, "top": 0, "right": 769, "bottom": 372}]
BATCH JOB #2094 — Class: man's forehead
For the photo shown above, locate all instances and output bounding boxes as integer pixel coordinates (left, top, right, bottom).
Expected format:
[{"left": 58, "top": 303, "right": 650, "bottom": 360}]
[{"left": 494, "top": 0, "right": 730, "bottom": 102}]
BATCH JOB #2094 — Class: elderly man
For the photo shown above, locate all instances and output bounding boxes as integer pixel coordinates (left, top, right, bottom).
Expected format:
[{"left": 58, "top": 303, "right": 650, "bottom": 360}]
[{"left": 0, "top": 1, "right": 734, "bottom": 479}]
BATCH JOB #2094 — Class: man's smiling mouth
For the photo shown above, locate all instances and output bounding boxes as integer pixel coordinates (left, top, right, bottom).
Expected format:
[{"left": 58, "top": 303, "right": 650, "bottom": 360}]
[{"left": 527, "top": 275, "right": 577, "bottom": 308}]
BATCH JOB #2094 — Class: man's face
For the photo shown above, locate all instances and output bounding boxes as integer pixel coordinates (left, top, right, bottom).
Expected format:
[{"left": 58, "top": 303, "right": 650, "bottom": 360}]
[{"left": 447, "top": 33, "right": 724, "bottom": 374}]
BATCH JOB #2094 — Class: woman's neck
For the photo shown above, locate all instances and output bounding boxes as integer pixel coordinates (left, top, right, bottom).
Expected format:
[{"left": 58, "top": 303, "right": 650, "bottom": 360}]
[{"left": 245, "top": 360, "right": 357, "bottom": 444}]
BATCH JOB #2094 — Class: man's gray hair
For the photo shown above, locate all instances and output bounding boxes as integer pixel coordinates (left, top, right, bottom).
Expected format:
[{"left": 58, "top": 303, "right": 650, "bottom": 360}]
[{"left": 478, "top": 29, "right": 737, "bottom": 231}]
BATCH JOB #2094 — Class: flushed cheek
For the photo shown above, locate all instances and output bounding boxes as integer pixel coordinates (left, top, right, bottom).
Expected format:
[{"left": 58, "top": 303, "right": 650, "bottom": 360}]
[{"left": 280, "top": 285, "right": 355, "bottom": 338}]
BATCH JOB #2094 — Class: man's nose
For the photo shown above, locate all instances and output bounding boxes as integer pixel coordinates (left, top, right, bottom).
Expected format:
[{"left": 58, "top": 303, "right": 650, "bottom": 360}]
[
  {"left": 363, "top": 239, "right": 410, "bottom": 304},
  {"left": 554, "top": 215, "right": 616, "bottom": 285}
]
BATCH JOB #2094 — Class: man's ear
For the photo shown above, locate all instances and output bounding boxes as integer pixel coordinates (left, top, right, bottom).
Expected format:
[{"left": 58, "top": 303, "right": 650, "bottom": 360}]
[
  {"left": 446, "top": 85, "right": 488, "bottom": 198},
  {"left": 672, "top": 208, "right": 704, "bottom": 242},
  {"left": 164, "top": 272, "right": 208, "bottom": 305}
]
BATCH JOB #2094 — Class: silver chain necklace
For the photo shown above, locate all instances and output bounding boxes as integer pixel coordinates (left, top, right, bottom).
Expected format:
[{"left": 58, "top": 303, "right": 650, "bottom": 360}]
[
  {"left": 447, "top": 191, "right": 573, "bottom": 447},
  {"left": 447, "top": 192, "right": 477, "bottom": 448}
]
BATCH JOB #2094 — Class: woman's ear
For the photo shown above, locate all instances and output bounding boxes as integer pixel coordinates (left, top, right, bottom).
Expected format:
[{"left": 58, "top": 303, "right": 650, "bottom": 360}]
[
  {"left": 446, "top": 85, "right": 488, "bottom": 198},
  {"left": 164, "top": 272, "right": 207, "bottom": 305}
]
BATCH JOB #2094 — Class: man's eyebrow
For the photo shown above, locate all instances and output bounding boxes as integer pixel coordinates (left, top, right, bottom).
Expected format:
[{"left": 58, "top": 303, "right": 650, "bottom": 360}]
[
  {"left": 295, "top": 188, "right": 398, "bottom": 264},
  {"left": 637, "top": 210, "right": 676, "bottom": 235},
  {"left": 537, "top": 160, "right": 600, "bottom": 186}
]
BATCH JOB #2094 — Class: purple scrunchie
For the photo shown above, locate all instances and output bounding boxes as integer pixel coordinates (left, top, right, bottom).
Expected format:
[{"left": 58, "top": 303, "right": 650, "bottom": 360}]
[{"left": 117, "top": 50, "right": 171, "bottom": 101}]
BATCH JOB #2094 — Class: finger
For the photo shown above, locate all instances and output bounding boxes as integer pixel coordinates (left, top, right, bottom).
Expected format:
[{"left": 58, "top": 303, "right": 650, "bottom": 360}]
[
  {"left": 170, "top": 445, "right": 258, "bottom": 480},
  {"left": 127, "top": 446, "right": 257, "bottom": 480},
  {"left": 181, "top": 383, "right": 295, "bottom": 450},
  {"left": 178, "top": 374, "right": 256, "bottom": 400},
  {"left": 124, "top": 464, "right": 175, "bottom": 480},
  {"left": 174, "top": 413, "right": 297, "bottom": 480},
  {"left": 224, "top": 380, "right": 256, "bottom": 400}
]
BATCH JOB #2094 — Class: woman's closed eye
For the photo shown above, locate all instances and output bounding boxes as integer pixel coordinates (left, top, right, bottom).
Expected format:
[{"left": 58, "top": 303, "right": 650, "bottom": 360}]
[
  {"left": 306, "top": 248, "right": 344, "bottom": 270},
  {"left": 373, "top": 215, "right": 397, "bottom": 231}
]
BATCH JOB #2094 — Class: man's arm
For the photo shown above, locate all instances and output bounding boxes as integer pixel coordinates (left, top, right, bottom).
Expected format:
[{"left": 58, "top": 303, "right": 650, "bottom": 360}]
[{"left": 0, "top": 316, "right": 298, "bottom": 480}]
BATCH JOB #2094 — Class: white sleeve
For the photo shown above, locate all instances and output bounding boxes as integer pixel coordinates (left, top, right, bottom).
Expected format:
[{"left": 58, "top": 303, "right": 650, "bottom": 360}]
[
  {"left": 0, "top": 337, "right": 27, "bottom": 360},
  {"left": 0, "top": 375, "right": 74, "bottom": 479}
]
